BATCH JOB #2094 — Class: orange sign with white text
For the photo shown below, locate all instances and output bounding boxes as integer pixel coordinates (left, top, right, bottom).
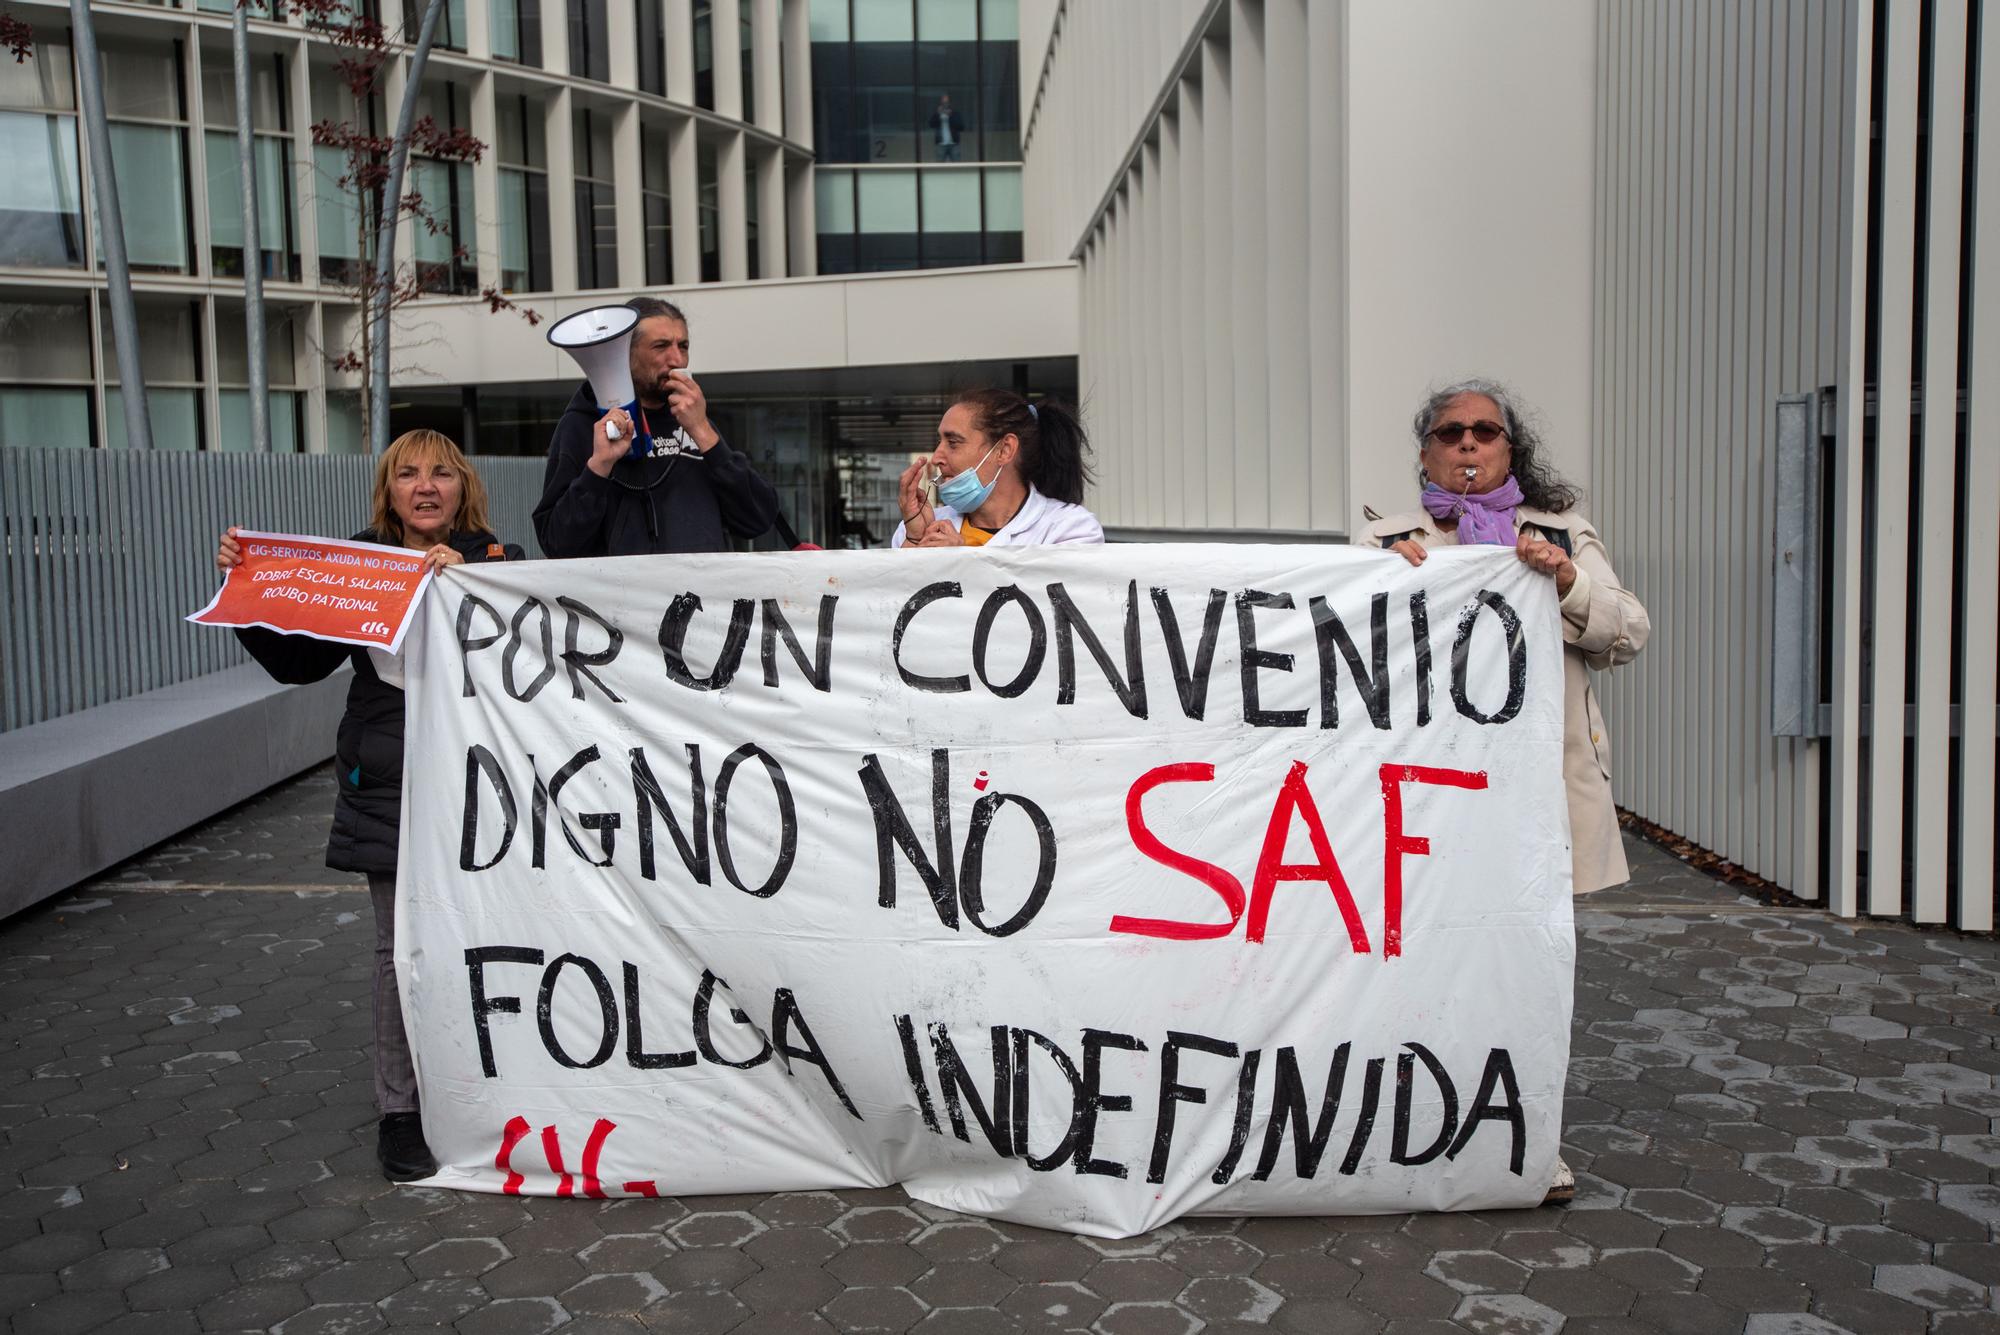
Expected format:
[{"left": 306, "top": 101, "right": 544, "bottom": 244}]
[{"left": 188, "top": 530, "right": 436, "bottom": 652}]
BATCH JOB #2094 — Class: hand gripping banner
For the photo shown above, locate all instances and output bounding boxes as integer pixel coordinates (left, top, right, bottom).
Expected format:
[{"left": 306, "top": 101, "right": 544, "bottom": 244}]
[{"left": 398, "top": 544, "right": 1574, "bottom": 1237}]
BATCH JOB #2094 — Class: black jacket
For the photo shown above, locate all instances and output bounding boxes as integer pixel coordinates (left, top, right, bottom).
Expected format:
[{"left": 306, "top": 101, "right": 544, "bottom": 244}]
[
  {"left": 234, "top": 527, "right": 518, "bottom": 875},
  {"left": 532, "top": 383, "right": 781, "bottom": 557}
]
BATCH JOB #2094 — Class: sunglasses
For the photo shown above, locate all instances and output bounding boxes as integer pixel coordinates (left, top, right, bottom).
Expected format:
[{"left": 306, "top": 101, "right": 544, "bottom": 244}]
[{"left": 1427, "top": 420, "right": 1509, "bottom": 445}]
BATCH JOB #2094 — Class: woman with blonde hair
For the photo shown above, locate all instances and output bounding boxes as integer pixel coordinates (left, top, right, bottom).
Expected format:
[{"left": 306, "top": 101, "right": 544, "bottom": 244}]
[{"left": 215, "top": 430, "right": 522, "bottom": 1182}]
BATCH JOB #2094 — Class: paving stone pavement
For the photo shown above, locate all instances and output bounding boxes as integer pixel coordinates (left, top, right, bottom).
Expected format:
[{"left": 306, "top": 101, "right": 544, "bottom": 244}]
[{"left": 4, "top": 763, "right": 1999, "bottom": 1334}]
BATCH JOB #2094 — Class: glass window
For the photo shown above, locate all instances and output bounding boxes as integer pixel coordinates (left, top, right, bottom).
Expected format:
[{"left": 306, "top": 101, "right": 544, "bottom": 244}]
[
  {"left": 982, "top": 165, "right": 1021, "bottom": 231},
  {"left": 411, "top": 157, "right": 476, "bottom": 294},
  {"left": 206, "top": 132, "right": 297, "bottom": 279},
  {"left": 200, "top": 51, "right": 285, "bottom": 130},
  {"left": 854, "top": 0, "right": 913, "bottom": 41},
  {"left": 314, "top": 142, "right": 364, "bottom": 275},
  {"left": 497, "top": 93, "right": 547, "bottom": 166},
  {"left": 638, "top": 0, "right": 667, "bottom": 95},
  {"left": 492, "top": 0, "right": 544, "bottom": 65},
  {"left": 98, "top": 123, "right": 190, "bottom": 272},
  {"left": 698, "top": 139, "right": 718, "bottom": 281},
  {"left": 642, "top": 125, "right": 671, "bottom": 285},
  {"left": 499, "top": 168, "right": 551, "bottom": 291},
  {"left": 814, "top": 170, "right": 854, "bottom": 231},
  {"left": 978, "top": 37, "right": 1018, "bottom": 160},
  {"left": 0, "top": 111, "right": 85, "bottom": 267},
  {"left": 325, "top": 393, "right": 366, "bottom": 454},
  {"left": 106, "top": 388, "right": 202, "bottom": 451},
  {"left": 917, "top": 0, "right": 975, "bottom": 40},
  {"left": 217, "top": 303, "right": 300, "bottom": 385},
  {"left": 100, "top": 298, "right": 200, "bottom": 384},
  {"left": 573, "top": 110, "right": 616, "bottom": 288},
  {"left": 921, "top": 167, "right": 979, "bottom": 232},
  {"left": 0, "top": 388, "right": 91, "bottom": 448},
  {"left": 569, "top": 0, "right": 609, "bottom": 80},
  {"left": 811, "top": 40, "right": 859, "bottom": 163},
  {"left": 693, "top": 1, "right": 714, "bottom": 110},
  {"left": 979, "top": 0, "right": 1016, "bottom": 40},
  {"left": 99, "top": 44, "right": 183, "bottom": 121},
  {"left": 218, "top": 389, "right": 301, "bottom": 452},
  {"left": 855, "top": 44, "right": 915, "bottom": 161},
  {"left": 741, "top": 7, "right": 755, "bottom": 118},
  {"left": 0, "top": 39, "right": 76, "bottom": 112},
  {"left": 0, "top": 295, "right": 92, "bottom": 379},
  {"left": 744, "top": 149, "right": 759, "bottom": 280},
  {"left": 857, "top": 169, "right": 916, "bottom": 232},
  {"left": 810, "top": 0, "right": 849, "bottom": 42}
]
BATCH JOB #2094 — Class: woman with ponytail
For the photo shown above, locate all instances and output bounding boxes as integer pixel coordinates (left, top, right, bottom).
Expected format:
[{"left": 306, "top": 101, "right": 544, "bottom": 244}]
[{"left": 893, "top": 389, "right": 1104, "bottom": 547}]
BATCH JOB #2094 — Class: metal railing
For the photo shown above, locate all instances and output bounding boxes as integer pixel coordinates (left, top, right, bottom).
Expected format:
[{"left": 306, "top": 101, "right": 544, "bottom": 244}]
[{"left": 0, "top": 449, "right": 547, "bottom": 734}]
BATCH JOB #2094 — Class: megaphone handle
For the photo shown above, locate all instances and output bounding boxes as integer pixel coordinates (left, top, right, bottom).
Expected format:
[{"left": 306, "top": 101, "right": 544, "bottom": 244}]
[{"left": 605, "top": 419, "right": 622, "bottom": 441}]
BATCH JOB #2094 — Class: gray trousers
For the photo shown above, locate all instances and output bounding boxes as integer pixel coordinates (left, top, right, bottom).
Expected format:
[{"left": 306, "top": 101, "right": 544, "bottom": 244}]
[{"left": 367, "top": 872, "right": 419, "bottom": 1115}]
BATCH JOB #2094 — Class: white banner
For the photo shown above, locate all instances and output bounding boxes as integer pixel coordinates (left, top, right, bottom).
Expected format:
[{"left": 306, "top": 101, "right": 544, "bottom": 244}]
[{"left": 399, "top": 544, "right": 1574, "bottom": 1237}]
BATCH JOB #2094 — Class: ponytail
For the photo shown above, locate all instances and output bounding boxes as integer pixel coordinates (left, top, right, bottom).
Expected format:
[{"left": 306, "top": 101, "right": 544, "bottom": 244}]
[{"left": 953, "top": 388, "right": 1094, "bottom": 505}]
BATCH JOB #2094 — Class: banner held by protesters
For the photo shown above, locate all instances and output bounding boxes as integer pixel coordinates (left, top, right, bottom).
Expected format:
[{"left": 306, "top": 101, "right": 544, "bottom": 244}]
[
  {"left": 189, "top": 529, "right": 437, "bottom": 652},
  {"left": 397, "top": 543, "right": 1573, "bottom": 1238}
]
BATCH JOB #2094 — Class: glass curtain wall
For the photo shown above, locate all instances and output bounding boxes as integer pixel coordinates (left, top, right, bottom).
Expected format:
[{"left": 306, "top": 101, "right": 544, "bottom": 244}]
[
  {"left": 0, "top": 38, "right": 85, "bottom": 270},
  {"left": 809, "top": 0, "right": 1020, "bottom": 272},
  {"left": 497, "top": 92, "right": 551, "bottom": 291},
  {"left": 202, "top": 49, "right": 298, "bottom": 281}
]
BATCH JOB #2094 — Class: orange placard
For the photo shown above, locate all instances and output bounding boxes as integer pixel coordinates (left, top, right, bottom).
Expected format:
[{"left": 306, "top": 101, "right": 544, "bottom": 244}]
[{"left": 188, "top": 530, "right": 437, "bottom": 652}]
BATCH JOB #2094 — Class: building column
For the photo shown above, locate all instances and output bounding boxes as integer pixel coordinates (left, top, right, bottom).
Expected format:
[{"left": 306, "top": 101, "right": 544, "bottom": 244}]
[
  {"left": 614, "top": 100, "right": 646, "bottom": 287},
  {"left": 470, "top": 69, "right": 501, "bottom": 293},
  {"left": 752, "top": 0, "right": 782, "bottom": 133},
  {"left": 780, "top": 0, "right": 812, "bottom": 145},
  {"left": 785, "top": 157, "right": 815, "bottom": 276},
  {"left": 464, "top": 0, "right": 491, "bottom": 59},
  {"left": 713, "top": 0, "right": 744, "bottom": 120},
  {"left": 718, "top": 128, "right": 747, "bottom": 281},
  {"left": 669, "top": 118, "right": 701, "bottom": 285},
  {"left": 545, "top": 86, "right": 579, "bottom": 291},
  {"left": 541, "top": 0, "right": 570, "bottom": 76},
  {"left": 666, "top": 0, "right": 697, "bottom": 103},
  {"left": 607, "top": 0, "right": 639, "bottom": 88},
  {"left": 755, "top": 142, "right": 786, "bottom": 278}
]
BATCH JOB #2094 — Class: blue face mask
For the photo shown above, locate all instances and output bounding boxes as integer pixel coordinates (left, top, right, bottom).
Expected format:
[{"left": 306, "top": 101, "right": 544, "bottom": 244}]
[{"left": 935, "top": 447, "right": 998, "bottom": 514}]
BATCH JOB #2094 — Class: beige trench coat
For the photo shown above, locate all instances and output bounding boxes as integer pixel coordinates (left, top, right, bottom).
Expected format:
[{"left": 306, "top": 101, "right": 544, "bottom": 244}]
[{"left": 1354, "top": 506, "right": 1651, "bottom": 894}]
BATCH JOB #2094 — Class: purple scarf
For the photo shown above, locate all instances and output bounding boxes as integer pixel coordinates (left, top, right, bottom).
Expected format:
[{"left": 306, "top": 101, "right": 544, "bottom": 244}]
[{"left": 1422, "top": 474, "right": 1523, "bottom": 546}]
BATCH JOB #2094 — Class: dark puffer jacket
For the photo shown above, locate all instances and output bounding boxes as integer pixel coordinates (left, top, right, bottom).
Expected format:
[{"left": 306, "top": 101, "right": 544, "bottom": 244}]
[{"left": 234, "top": 528, "right": 519, "bottom": 874}]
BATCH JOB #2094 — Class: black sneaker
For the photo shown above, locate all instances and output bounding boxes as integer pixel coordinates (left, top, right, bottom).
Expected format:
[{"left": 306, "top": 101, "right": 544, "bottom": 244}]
[{"left": 377, "top": 1112, "right": 438, "bottom": 1182}]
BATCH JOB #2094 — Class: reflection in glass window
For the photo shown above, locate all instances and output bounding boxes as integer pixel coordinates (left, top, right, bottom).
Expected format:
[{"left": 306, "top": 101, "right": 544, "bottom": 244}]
[
  {"left": 100, "top": 123, "right": 191, "bottom": 272},
  {"left": 107, "top": 388, "right": 203, "bottom": 451},
  {"left": 0, "top": 111, "right": 85, "bottom": 268},
  {"left": 0, "top": 39, "right": 77, "bottom": 112}
]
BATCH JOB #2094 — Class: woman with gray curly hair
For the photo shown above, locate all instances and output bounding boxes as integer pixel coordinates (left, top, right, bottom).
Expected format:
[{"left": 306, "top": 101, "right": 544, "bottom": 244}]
[{"left": 1356, "top": 379, "right": 1650, "bottom": 897}]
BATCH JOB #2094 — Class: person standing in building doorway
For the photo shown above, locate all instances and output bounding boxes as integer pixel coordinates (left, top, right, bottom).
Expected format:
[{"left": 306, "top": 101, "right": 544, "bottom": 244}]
[
  {"left": 533, "top": 296, "right": 781, "bottom": 557},
  {"left": 930, "top": 93, "right": 965, "bottom": 162}
]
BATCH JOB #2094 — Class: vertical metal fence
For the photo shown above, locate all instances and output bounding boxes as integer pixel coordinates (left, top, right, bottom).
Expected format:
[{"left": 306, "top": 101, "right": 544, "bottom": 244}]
[
  {"left": 0, "top": 450, "right": 546, "bottom": 734},
  {"left": 1595, "top": 0, "right": 1999, "bottom": 929}
]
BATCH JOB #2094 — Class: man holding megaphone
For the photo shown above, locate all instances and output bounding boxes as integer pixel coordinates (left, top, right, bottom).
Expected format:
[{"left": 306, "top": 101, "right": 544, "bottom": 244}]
[{"left": 533, "top": 296, "right": 781, "bottom": 558}]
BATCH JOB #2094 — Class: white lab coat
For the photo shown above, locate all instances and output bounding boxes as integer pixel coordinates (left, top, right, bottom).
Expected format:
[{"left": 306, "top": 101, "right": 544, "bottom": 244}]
[{"left": 891, "top": 484, "right": 1105, "bottom": 548}]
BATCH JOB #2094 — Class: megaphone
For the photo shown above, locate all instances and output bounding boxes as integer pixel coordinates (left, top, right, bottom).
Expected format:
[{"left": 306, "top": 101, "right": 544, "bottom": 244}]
[{"left": 547, "top": 304, "right": 652, "bottom": 458}]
